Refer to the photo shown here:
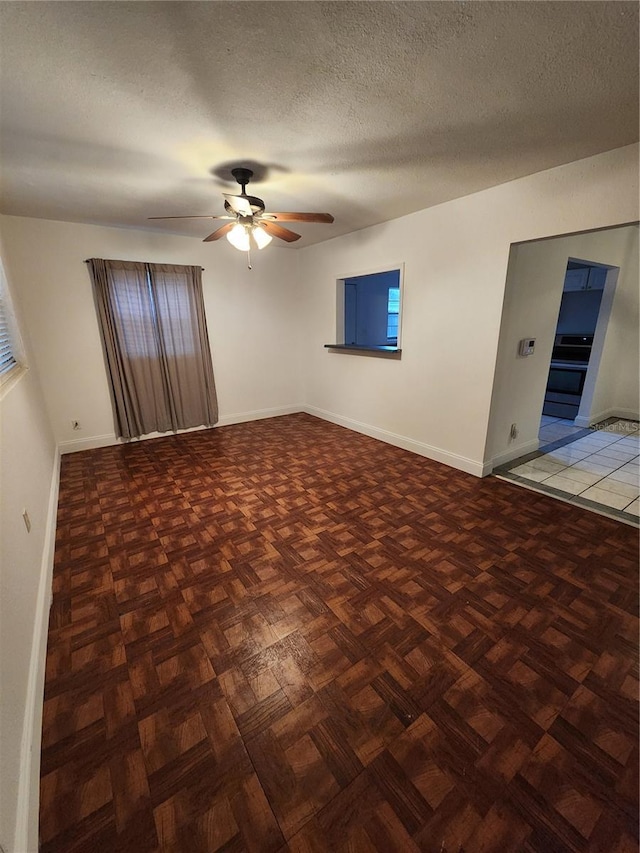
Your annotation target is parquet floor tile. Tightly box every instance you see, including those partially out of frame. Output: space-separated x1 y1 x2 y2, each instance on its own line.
41 414 639 852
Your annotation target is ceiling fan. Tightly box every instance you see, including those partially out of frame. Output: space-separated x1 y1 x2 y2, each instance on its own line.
149 168 334 259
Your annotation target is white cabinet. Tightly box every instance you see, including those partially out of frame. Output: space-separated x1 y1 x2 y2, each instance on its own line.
563 269 589 291
586 267 607 290
563 267 607 292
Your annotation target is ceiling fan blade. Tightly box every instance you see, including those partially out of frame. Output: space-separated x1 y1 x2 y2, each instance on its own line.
223 194 253 216
260 221 302 243
203 223 235 242
263 212 334 223
148 215 233 220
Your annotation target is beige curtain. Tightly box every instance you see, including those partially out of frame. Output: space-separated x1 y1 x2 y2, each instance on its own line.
88 259 218 439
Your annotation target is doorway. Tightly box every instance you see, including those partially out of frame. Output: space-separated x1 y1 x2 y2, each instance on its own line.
485 223 639 524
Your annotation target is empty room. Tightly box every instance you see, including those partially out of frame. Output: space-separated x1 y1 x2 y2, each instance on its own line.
0 2 638 852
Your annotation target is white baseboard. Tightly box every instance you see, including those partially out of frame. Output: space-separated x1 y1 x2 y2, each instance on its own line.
216 405 303 427
58 407 305 455
488 438 540 472
575 408 640 428
14 450 61 853
58 432 117 454
303 405 487 477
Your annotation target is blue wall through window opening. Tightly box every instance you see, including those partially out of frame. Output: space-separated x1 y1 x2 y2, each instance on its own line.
344 269 401 347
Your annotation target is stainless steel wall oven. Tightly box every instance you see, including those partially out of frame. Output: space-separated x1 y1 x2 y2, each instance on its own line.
542 334 593 419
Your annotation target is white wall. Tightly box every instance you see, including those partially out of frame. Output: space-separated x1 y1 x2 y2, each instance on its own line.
588 226 639 423
299 144 639 475
0 216 304 451
0 245 58 853
487 224 639 465
2 146 637 469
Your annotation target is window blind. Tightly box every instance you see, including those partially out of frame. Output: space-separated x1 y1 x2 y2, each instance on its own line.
0 296 17 375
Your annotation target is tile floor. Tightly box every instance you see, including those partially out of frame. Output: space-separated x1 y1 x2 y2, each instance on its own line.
496 416 640 525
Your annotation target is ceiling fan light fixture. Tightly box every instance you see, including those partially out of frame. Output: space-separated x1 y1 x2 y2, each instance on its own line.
227 222 250 251
252 225 272 249
149 166 333 259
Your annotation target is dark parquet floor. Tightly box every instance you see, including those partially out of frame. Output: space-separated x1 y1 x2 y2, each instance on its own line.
41 414 639 853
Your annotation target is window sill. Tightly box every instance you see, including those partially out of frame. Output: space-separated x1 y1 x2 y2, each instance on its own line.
0 363 28 399
324 344 401 355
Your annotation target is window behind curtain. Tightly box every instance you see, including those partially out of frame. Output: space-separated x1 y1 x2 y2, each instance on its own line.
88 259 218 440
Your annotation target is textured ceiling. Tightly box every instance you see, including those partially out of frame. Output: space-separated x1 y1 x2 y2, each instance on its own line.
0 1 638 248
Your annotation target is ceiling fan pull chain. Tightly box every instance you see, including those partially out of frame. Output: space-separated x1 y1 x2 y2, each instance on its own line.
247 247 252 270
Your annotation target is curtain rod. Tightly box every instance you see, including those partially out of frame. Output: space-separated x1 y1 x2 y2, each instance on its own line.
84 260 205 270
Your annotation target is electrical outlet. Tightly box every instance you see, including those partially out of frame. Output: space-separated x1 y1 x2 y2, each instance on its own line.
22 509 31 532
71 420 80 430
510 423 518 440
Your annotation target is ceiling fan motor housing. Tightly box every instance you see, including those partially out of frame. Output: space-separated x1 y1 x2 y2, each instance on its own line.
229 168 265 212
231 167 254 188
